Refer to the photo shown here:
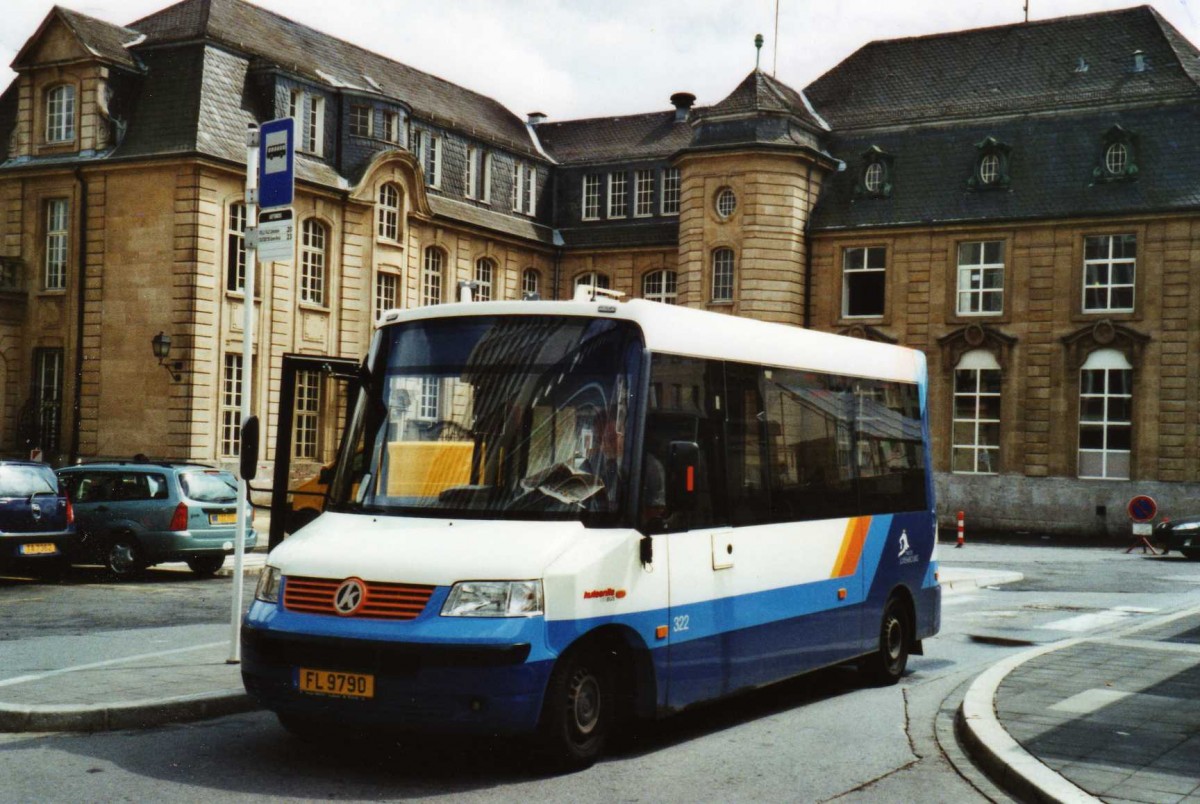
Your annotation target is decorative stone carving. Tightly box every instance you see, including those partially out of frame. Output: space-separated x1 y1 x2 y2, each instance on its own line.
1060 319 1149 371
937 323 1017 370
837 323 898 344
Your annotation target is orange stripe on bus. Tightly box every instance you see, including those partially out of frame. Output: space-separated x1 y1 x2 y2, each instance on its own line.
832 517 871 578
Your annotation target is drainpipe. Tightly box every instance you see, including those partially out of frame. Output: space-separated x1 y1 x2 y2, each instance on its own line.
69 168 88 464
803 161 813 329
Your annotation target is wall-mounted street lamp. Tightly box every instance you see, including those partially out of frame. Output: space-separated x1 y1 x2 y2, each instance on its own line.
151 331 184 381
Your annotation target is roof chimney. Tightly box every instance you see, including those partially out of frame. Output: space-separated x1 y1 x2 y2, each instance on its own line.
1132 50 1146 72
670 92 696 123
527 111 547 126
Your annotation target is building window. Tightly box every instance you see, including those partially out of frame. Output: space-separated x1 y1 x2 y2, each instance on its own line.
582 175 602 220
1083 234 1136 312
45 85 75 143
294 369 320 459
32 348 63 455
957 241 1004 315
969 137 1012 190
415 130 441 188
226 203 247 292
288 90 301 120
299 219 327 305
524 166 537 215
863 163 884 194
377 184 400 240
634 170 654 217
661 168 681 215
418 377 440 420
349 105 372 137
480 153 492 203
383 111 400 143
375 269 399 319
44 199 69 290
467 147 480 199
220 354 243 457
952 350 1001 474
643 269 677 304
303 95 324 155
715 188 737 218
857 147 894 198
1104 143 1127 175
607 172 628 218
422 247 443 306
711 248 735 302
842 246 886 318
511 162 534 213
474 258 494 301
522 268 540 298
1095 126 1138 182
1078 349 1132 480
978 154 1000 186
575 272 610 291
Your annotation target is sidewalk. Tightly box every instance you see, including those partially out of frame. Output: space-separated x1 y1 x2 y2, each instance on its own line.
960 605 1200 803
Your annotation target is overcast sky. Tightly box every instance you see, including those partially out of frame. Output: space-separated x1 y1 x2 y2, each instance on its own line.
3 0 1197 121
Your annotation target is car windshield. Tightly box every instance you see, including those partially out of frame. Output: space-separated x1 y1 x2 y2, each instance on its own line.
180 470 238 503
0 465 58 497
329 314 643 521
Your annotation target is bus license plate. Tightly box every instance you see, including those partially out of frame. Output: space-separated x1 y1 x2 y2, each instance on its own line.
297 668 375 699
211 512 237 525
19 543 57 556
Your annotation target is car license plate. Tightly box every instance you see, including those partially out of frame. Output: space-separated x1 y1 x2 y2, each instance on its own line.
19 543 58 556
210 512 237 525
297 668 375 699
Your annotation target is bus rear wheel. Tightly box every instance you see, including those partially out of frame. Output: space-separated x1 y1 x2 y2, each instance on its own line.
538 647 611 770
863 596 910 686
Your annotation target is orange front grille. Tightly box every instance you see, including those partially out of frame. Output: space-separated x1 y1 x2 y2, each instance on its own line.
283 576 435 620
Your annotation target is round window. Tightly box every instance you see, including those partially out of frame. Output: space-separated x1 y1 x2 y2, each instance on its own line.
978 154 1000 185
715 188 737 218
863 162 884 193
1105 142 1128 176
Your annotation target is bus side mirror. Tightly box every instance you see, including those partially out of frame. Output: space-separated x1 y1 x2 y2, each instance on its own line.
240 416 259 482
665 441 700 514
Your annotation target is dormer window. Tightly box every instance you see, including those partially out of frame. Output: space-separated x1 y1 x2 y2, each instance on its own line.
855 146 893 199
1094 126 1138 182
45 84 75 143
969 137 1011 190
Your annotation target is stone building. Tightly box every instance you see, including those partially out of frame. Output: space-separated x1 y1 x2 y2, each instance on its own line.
1 0 1197 536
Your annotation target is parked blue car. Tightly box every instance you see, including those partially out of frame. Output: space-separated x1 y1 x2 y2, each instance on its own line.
0 461 76 575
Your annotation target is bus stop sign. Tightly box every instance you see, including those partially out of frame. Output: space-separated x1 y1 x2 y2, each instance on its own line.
259 117 294 209
1127 495 1158 523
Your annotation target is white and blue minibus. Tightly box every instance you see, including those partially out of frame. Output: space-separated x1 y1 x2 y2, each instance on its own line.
242 294 940 767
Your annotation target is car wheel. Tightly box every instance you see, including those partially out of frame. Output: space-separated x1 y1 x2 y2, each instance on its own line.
862 595 910 686
105 535 146 579
186 555 226 577
538 646 611 770
1182 548 1200 561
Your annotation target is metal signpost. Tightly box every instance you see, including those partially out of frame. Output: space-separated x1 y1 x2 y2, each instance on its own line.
1126 494 1159 555
229 118 294 663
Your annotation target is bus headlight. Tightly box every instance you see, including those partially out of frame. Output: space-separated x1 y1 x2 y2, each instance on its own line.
255 566 282 604
441 580 543 617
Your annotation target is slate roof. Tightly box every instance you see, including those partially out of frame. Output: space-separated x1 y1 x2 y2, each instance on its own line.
428 196 556 245
536 111 695 164
704 70 828 132
557 220 679 249
14 7 143 71
128 0 539 156
810 104 1200 231
805 5 1200 130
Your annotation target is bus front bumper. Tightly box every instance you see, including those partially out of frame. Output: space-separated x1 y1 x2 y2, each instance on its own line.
240 622 554 735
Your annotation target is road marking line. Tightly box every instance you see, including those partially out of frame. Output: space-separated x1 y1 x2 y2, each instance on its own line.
1040 607 1158 632
0 642 226 688
1051 688 1132 714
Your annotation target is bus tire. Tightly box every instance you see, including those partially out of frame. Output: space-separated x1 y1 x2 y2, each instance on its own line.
864 595 910 686
538 646 611 770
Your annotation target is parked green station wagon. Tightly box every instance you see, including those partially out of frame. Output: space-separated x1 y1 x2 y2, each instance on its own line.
57 462 257 578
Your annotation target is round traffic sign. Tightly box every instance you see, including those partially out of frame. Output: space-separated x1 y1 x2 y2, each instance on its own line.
1127 495 1157 523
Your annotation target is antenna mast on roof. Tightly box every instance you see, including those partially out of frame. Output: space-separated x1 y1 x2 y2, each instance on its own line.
1024 1 1029 23
773 0 780 75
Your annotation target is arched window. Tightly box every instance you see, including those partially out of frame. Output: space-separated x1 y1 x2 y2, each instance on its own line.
642 269 677 304
474 257 494 301
952 350 1001 474
1078 349 1132 480
45 85 75 143
574 272 610 295
422 247 444 306
711 248 735 302
521 268 540 298
377 184 400 240
299 219 327 305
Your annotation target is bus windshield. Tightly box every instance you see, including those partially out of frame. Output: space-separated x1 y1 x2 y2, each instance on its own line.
328 314 644 521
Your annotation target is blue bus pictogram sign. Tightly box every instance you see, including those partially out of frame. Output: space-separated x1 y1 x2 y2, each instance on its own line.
259 118 294 209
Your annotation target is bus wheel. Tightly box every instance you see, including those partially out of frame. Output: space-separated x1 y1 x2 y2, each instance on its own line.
539 647 611 770
864 596 909 686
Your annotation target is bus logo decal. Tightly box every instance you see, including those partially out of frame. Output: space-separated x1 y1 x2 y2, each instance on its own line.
334 578 366 616
583 588 626 601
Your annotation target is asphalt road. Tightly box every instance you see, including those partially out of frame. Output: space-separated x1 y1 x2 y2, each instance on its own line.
1 542 1198 801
